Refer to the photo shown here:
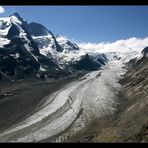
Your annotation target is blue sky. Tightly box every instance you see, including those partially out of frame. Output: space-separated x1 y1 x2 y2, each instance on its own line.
0 6 148 43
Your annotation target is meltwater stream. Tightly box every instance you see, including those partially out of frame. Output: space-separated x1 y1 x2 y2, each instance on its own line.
0 60 126 142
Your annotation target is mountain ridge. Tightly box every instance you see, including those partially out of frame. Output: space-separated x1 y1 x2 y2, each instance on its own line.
0 12 108 80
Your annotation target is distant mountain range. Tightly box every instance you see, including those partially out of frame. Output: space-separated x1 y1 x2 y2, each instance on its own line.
0 13 108 80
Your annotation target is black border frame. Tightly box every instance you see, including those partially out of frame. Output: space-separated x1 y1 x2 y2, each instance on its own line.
0 0 148 145
0 0 148 5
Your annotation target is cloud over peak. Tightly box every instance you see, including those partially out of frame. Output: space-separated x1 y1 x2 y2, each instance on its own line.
78 37 148 54
0 6 5 14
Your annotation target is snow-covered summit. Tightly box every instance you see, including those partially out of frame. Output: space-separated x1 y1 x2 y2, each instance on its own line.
0 12 108 80
56 35 79 51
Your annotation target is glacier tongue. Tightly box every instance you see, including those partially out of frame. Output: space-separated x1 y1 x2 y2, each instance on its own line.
55 60 127 141
0 59 126 142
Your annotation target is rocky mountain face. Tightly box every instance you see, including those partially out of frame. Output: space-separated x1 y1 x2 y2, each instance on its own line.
117 47 148 142
29 22 64 52
0 13 107 80
71 53 107 71
127 46 148 70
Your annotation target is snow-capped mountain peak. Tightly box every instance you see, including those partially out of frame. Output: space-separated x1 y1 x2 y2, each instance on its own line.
56 35 79 52
10 13 23 25
0 12 108 80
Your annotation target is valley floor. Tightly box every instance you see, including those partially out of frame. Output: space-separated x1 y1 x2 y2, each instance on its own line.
0 76 82 133
0 60 147 142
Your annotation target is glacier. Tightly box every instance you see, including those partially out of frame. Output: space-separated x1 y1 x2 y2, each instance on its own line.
0 58 127 142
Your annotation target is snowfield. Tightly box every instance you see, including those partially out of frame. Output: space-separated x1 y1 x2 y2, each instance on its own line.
0 59 127 142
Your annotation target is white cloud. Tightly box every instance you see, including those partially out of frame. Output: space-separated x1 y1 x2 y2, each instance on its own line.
0 6 5 14
78 37 148 54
